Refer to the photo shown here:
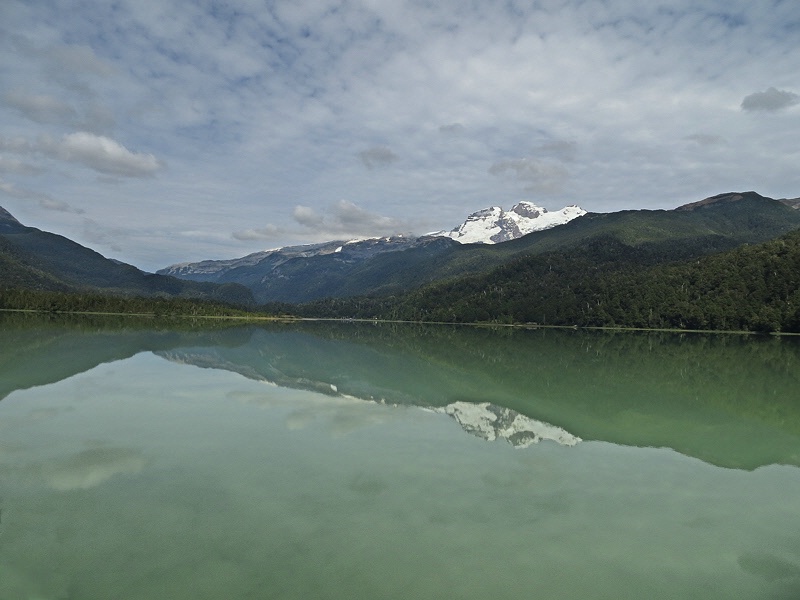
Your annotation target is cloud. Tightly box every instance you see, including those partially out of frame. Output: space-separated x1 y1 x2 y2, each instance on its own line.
292 205 324 228
0 156 44 175
53 132 163 177
3 89 78 124
741 87 799 112
0 177 81 212
42 44 115 78
330 200 401 233
229 201 410 244
358 146 399 169
232 224 284 241
290 200 409 237
489 157 570 194
2 0 799 270
0 132 163 177
77 103 117 135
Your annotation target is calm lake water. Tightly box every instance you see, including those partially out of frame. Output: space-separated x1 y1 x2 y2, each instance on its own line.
1 314 799 599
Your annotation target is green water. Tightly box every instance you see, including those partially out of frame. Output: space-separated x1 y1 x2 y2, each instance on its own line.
1 315 799 599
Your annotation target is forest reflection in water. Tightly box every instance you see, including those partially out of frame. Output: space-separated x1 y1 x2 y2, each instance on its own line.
0 314 799 599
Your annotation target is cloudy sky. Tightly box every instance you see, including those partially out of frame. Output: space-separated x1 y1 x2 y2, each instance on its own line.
1 0 798 271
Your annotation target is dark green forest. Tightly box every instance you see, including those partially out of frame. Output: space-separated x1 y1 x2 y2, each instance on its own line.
291 229 800 333
0 288 260 319
5 228 800 332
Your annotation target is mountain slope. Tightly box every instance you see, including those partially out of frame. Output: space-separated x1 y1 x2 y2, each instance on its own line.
161 235 458 303
277 191 800 304
297 225 800 332
0 207 255 305
158 202 586 302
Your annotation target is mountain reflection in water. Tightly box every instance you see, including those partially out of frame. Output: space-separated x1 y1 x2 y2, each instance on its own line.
2 314 800 600
1 313 799 469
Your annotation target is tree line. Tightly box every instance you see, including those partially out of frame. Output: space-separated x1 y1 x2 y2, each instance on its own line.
0 288 259 318
5 229 800 333
292 229 800 333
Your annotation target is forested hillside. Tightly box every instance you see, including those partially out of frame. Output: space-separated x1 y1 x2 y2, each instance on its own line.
294 229 800 333
0 207 255 306
0 288 259 318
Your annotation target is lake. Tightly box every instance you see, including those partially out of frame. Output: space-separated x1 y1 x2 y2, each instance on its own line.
1 313 799 599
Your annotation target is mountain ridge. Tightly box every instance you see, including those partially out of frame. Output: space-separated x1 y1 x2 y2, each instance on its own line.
0 207 255 306
157 191 800 304
159 200 586 281
4 191 799 311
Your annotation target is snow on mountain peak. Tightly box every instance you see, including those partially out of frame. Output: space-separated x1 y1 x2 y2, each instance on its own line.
433 202 586 244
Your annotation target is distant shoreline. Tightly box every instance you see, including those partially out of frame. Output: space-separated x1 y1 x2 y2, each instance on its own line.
4 308 798 336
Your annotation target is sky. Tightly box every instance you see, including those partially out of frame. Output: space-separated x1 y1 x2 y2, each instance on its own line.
1 0 798 271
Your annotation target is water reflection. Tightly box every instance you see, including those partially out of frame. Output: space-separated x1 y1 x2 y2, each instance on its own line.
1 313 800 469
39 446 148 491
436 402 581 448
1 317 800 600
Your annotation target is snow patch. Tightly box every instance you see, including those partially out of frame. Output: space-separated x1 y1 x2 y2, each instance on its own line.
433 202 586 244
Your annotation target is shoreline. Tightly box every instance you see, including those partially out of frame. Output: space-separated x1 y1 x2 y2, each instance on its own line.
3 308 798 336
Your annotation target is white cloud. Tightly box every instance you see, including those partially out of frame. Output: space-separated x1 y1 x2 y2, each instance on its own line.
292 205 324 228
1 0 799 270
741 87 800 112
54 132 163 177
229 200 411 244
289 200 410 237
232 224 284 241
0 132 163 177
329 199 402 233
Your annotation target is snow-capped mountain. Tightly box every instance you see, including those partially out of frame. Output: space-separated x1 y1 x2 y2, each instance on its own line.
157 201 585 302
431 201 586 244
160 202 585 283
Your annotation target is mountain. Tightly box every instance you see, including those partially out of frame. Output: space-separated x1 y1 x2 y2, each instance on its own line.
160 202 584 283
779 197 800 210
160 234 458 303
163 191 800 305
0 206 24 231
299 211 800 332
0 206 255 306
160 235 423 284
157 201 585 302
431 201 586 244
